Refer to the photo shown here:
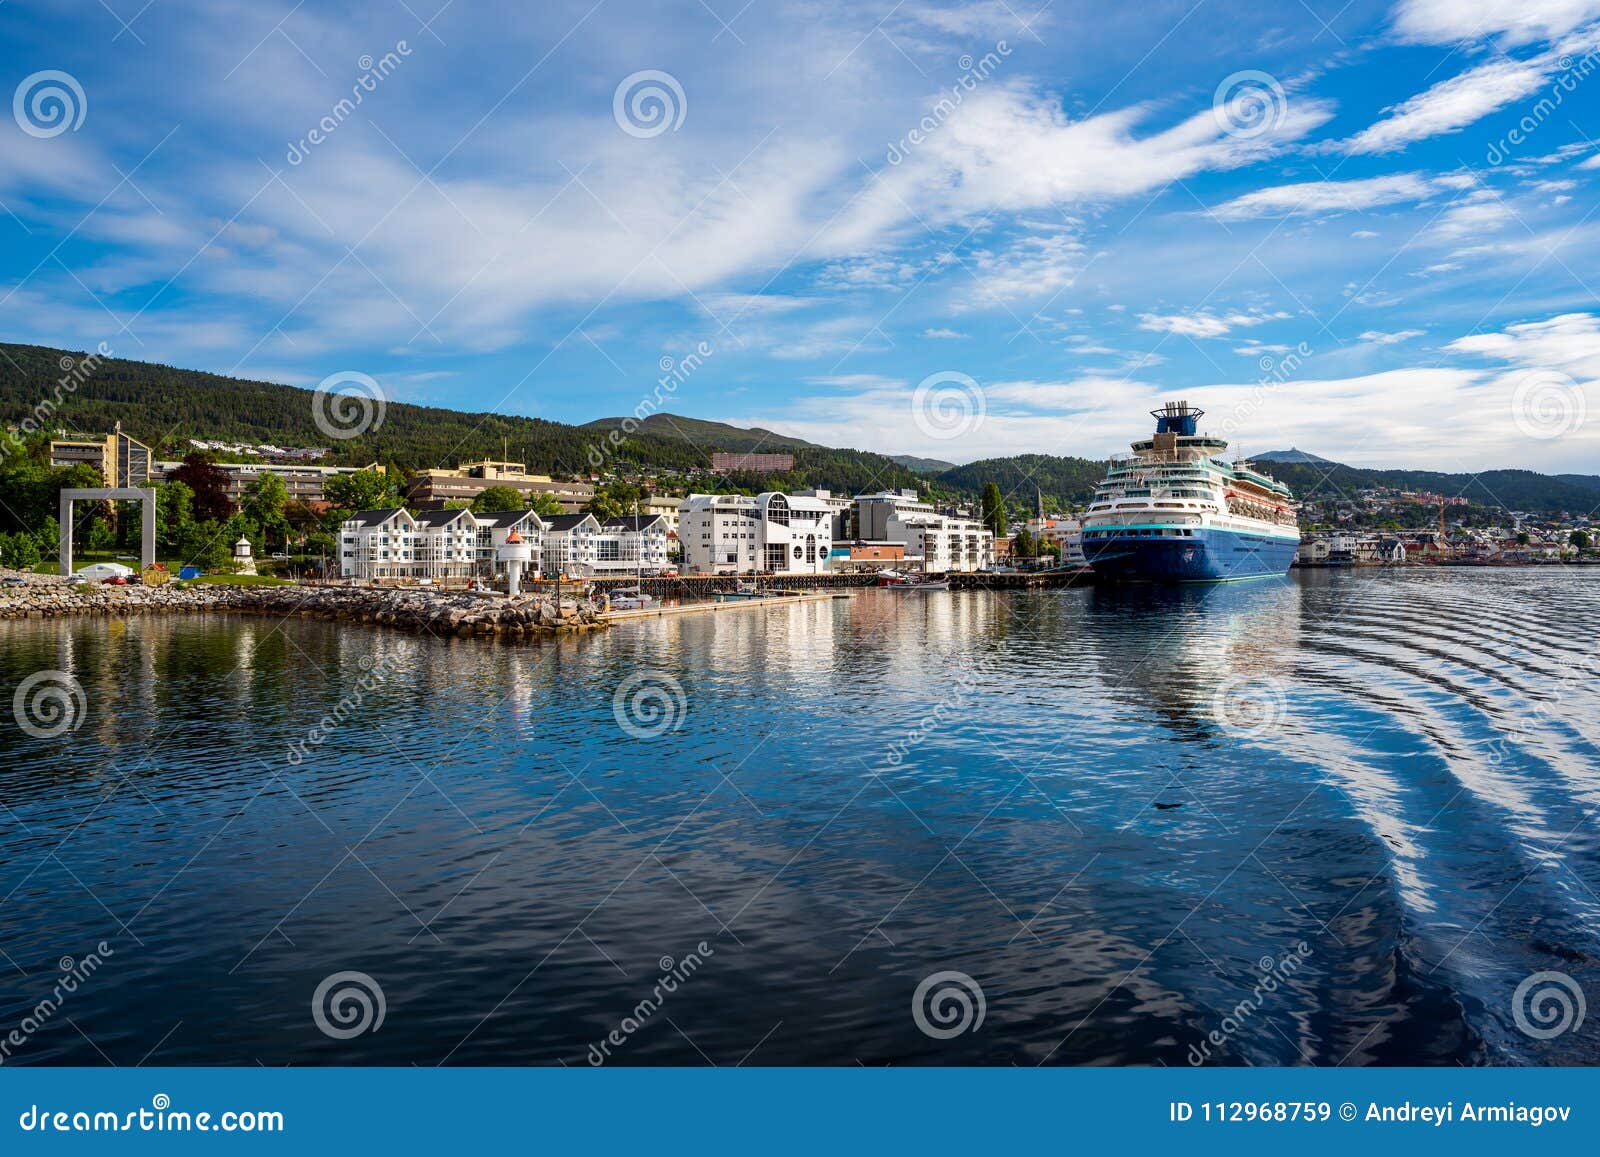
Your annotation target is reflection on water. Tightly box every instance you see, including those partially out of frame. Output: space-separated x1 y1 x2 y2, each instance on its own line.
1 569 1598 1066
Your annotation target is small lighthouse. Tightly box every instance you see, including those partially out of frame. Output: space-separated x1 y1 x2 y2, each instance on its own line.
497 526 534 595
233 535 257 576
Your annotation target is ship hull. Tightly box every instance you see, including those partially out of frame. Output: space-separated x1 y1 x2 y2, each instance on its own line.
1084 526 1298 583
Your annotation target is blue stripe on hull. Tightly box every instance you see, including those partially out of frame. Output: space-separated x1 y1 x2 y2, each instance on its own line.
1084 527 1299 583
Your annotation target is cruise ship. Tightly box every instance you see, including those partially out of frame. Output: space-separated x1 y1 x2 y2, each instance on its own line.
1081 401 1299 582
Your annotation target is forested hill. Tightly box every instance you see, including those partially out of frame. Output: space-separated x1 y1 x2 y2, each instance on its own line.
1261 460 1600 514
934 454 1108 508
0 342 705 474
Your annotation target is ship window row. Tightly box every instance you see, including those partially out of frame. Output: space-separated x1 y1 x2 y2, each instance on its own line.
1085 528 1197 538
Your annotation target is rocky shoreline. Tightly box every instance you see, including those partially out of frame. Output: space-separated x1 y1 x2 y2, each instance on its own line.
0 572 608 637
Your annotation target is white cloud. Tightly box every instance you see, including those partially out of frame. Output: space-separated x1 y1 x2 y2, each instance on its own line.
1358 329 1425 344
1138 310 1279 338
1391 0 1600 46
1446 311 1600 378
1340 56 1550 154
828 80 1334 250
922 327 967 338
1209 173 1437 219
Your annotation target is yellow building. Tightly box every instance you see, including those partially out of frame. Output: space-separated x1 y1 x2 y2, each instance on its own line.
407 460 594 512
49 425 152 487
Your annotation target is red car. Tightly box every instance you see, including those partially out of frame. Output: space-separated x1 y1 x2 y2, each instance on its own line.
102 575 129 585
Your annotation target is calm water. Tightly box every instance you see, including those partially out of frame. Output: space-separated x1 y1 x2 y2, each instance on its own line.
2 570 1598 1066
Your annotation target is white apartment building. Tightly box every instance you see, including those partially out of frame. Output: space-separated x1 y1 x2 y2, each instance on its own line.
887 512 995 573
595 515 672 575
678 492 834 575
340 507 547 582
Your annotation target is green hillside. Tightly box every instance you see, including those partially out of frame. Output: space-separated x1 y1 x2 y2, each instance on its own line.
581 412 818 452
935 454 1108 509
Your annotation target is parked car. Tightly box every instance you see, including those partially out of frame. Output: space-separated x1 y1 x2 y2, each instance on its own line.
270 552 291 560
3 576 26 586
102 575 129 585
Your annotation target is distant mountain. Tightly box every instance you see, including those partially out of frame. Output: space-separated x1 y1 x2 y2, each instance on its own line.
1253 448 1337 464
891 453 958 475
1555 473 1600 492
581 412 819 453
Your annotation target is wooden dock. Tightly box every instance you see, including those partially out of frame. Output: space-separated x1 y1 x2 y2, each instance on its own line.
599 590 852 622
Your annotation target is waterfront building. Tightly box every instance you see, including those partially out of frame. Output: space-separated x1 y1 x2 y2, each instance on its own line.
407 460 594 512
540 513 602 577
339 507 547 583
50 424 153 487
886 511 995 572
595 514 672 575
854 489 937 540
678 492 834 574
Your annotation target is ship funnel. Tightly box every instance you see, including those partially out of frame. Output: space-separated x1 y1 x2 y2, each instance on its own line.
1151 399 1203 436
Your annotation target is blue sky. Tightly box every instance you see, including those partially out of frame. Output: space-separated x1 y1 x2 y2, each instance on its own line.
3 0 1600 471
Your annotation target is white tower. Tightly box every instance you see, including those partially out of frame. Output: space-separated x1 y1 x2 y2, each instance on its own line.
497 527 534 595
233 535 257 576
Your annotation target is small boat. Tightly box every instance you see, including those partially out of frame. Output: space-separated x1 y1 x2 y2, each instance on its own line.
609 586 656 609
714 581 802 602
880 571 951 591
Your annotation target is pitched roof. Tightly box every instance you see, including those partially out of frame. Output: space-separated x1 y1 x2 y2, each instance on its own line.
347 507 407 527
600 514 667 531
474 510 534 528
543 513 596 532
414 508 475 527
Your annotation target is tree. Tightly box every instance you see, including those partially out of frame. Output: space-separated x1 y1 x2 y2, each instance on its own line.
585 481 643 520
156 481 195 554
0 531 42 571
471 485 526 513
1012 526 1035 558
528 492 564 517
981 482 1007 538
1570 530 1591 551
170 452 233 522
242 472 290 547
323 468 396 513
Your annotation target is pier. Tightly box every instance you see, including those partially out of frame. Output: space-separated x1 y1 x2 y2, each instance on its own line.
599 589 851 622
575 568 1093 600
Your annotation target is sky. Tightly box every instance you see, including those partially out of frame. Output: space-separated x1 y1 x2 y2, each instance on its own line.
3 0 1600 472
